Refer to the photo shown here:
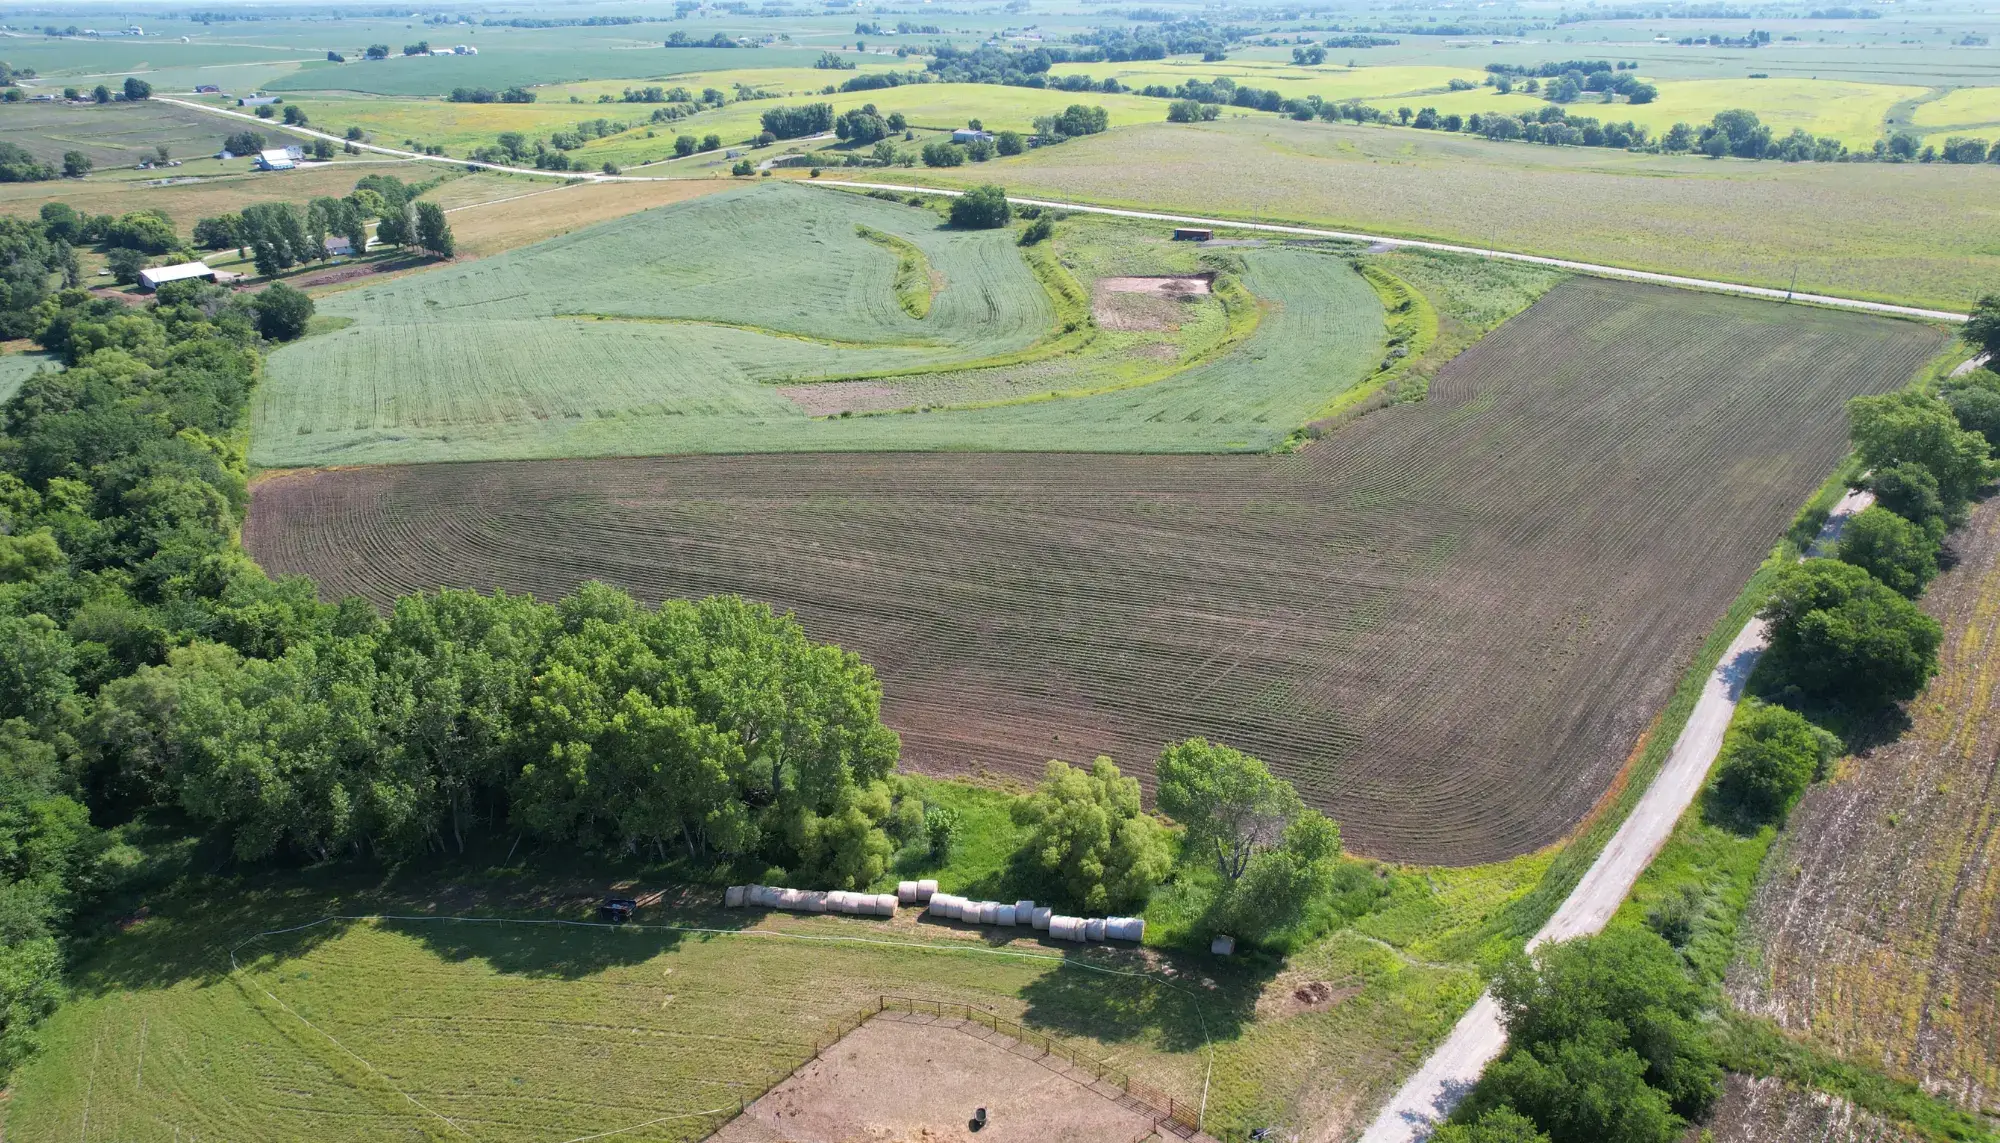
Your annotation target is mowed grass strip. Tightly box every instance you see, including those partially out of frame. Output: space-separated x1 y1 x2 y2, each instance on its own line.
244 278 1944 864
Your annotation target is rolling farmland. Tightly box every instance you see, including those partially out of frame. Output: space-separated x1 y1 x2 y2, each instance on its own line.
249 184 1392 464
910 117 2000 311
1727 492 2000 1114
245 278 1944 864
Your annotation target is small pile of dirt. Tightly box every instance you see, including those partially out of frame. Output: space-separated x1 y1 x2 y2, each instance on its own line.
1097 275 1213 296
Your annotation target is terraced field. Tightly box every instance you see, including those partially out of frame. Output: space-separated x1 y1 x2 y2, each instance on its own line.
1728 493 2000 1114
246 278 1943 864
250 183 1390 464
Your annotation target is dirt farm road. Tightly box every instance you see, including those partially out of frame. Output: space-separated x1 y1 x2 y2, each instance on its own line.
1357 488 1875 1143
152 96 1967 325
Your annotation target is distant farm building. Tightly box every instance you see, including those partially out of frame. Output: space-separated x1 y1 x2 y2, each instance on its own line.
137 262 217 292
255 148 297 171
324 235 358 256
951 128 995 144
1172 227 1212 242
238 95 277 107
194 84 221 93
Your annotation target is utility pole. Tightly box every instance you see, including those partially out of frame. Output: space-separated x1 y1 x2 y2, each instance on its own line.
1786 261 1799 302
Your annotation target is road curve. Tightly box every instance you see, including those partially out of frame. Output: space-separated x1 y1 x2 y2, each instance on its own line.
816 181 1967 324
1357 488 1875 1143
139 101 1974 323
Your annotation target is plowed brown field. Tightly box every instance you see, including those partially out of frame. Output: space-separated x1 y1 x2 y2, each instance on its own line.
1728 494 2000 1114
244 279 1944 863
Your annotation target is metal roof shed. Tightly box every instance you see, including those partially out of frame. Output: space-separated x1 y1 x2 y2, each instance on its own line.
136 262 217 292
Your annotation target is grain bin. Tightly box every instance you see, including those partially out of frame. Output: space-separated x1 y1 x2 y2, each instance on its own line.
1085 918 1107 942
724 886 746 908
1031 907 1052 930
917 879 939 901
996 905 1017 926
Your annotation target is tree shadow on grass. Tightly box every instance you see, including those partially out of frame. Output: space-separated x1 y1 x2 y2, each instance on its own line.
1016 945 1276 1053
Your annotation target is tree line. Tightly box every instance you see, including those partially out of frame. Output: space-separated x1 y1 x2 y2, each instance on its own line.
1440 303 2000 1143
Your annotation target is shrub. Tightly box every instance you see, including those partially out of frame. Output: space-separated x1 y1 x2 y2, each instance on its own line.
253 282 315 341
995 130 1025 155
1836 505 1938 598
1758 559 1942 708
947 184 1010 228
1432 1109 1551 1143
923 804 960 858
1010 757 1170 911
1710 701 1838 824
1865 462 1951 539
920 140 965 167
1018 214 1054 246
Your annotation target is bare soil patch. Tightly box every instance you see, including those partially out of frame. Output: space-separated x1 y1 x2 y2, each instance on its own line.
245 280 1940 863
779 381 903 416
1094 276 1213 332
712 1013 1172 1143
1728 494 2000 1111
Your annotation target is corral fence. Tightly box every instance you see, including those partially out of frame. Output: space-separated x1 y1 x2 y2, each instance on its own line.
684 993 1205 1141
818 994 1206 1139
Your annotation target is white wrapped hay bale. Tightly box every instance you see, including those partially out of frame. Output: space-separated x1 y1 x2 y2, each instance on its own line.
745 884 767 906
1046 916 1071 940
874 893 897 916
827 890 849 913
806 891 829 914
1211 934 1236 956
996 904 1017 926
928 893 958 918
781 888 810 912
1106 918 1145 942
916 879 938 902
979 901 1000 925
723 886 746 908
1031 907 1052 930
1085 918 1107 942
897 880 919 904
1014 899 1035 918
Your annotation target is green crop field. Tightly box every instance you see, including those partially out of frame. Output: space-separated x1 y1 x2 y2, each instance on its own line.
248 182 1391 465
0 99 250 167
265 46 858 96
1908 85 2000 143
896 116 2000 311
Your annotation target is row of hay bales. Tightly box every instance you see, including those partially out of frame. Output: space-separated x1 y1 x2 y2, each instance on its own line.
926 892 1145 943
723 884 898 915
721 879 1144 942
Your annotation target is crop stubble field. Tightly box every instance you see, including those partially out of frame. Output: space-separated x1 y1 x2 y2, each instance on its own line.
1728 492 2000 1115
246 278 1942 864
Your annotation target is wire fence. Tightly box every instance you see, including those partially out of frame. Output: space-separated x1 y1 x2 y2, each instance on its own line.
852 995 1206 1138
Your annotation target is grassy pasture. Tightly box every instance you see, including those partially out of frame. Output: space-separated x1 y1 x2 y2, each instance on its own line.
0 157 423 226
0 350 54 406
897 116 2000 310
248 183 1392 464
245 277 1942 864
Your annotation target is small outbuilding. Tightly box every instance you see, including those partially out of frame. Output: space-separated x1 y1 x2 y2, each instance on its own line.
324 235 357 256
951 128 995 144
1172 227 1212 242
136 262 217 292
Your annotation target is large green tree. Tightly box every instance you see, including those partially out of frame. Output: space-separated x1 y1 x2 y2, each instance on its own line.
1836 505 1939 598
1758 559 1942 707
1710 701 1838 824
1155 737 1301 880
1848 390 1991 509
